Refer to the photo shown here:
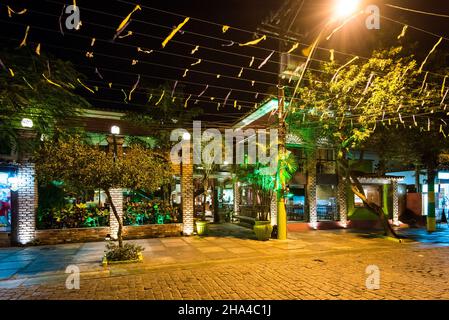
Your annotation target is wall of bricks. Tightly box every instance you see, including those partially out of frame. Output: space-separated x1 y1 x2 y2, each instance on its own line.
14 162 37 244
337 176 348 227
270 192 277 226
307 153 317 228
108 188 123 239
181 161 194 235
35 227 110 245
123 223 183 239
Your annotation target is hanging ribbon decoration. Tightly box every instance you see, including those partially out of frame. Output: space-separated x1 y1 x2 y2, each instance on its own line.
419 37 442 73
162 17 190 48
95 68 104 80
329 49 335 62
191 59 202 66
441 76 448 97
191 46 199 55
249 56 255 67
223 90 232 107
171 81 178 97
287 42 299 54
77 78 95 93
128 74 140 101
419 72 429 94
331 56 359 82
7 6 27 17
114 5 141 40
137 47 153 54
195 85 208 104
239 35 266 47
183 69 189 77
258 50 274 69
42 74 62 88
19 26 30 48
238 68 243 78
184 94 192 108
222 25 230 33
397 25 408 39
35 43 41 56
155 90 165 106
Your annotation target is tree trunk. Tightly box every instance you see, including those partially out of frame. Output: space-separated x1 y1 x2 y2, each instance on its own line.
105 189 123 248
414 165 421 193
427 167 436 232
349 175 399 238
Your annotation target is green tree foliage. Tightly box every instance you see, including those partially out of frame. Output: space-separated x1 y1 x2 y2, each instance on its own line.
35 135 173 247
286 46 447 237
0 48 90 152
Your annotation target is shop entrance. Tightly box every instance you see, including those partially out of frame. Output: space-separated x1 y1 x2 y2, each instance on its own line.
0 171 13 232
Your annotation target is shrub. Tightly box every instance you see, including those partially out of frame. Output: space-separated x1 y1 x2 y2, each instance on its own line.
104 242 144 261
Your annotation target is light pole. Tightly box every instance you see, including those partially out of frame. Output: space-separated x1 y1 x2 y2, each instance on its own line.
276 0 361 239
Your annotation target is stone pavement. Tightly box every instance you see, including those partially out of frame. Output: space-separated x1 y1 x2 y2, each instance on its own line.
0 224 448 299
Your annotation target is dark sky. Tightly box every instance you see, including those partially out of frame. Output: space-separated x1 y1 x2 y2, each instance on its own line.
1 0 449 126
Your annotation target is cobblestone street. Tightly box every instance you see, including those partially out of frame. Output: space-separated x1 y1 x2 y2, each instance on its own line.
1 225 449 300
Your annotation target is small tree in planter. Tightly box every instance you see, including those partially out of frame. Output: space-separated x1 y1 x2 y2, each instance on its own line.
35 135 173 260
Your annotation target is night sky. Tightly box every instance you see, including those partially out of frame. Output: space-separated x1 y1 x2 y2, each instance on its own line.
1 0 449 127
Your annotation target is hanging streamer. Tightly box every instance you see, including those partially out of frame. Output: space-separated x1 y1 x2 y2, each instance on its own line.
191 59 202 66
419 72 429 94
183 69 189 77
9 69 15 77
121 89 128 103
239 35 266 47
147 94 153 103
184 94 192 108
19 26 30 48
441 89 448 105
137 47 152 54
132 59 139 65
22 77 34 90
222 25 230 33
108 82 113 88
95 68 104 80
428 118 431 131
397 25 408 39
441 76 448 97
331 56 359 82
42 74 62 88
171 81 178 97
59 5 66 36
329 49 335 62
86 52 94 58
363 73 374 94
419 37 443 73
7 6 27 18
191 46 199 54
287 43 299 54
128 74 140 101
221 41 235 47
223 90 232 107
249 56 255 67
77 78 95 93
118 31 133 39
35 43 41 56
155 90 165 106
413 115 417 126
162 17 190 48
251 80 255 87
90 38 96 47
238 68 243 78
216 74 221 79
116 5 141 36
258 50 274 69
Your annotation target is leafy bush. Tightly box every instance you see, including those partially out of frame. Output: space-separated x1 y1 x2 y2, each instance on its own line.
124 200 180 226
105 242 144 262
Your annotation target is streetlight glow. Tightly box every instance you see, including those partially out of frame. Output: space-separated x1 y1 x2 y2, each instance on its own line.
111 125 120 135
182 132 191 141
334 0 360 19
21 118 33 128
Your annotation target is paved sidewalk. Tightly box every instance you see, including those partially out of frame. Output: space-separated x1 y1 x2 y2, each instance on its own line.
0 224 448 299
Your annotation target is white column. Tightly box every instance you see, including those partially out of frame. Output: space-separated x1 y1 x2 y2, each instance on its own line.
338 176 348 227
392 180 400 226
270 192 278 226
109 188 123 239
16 162 37 244
307 154 317 229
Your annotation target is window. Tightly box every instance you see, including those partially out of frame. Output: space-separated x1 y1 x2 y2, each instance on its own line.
354 185 381 207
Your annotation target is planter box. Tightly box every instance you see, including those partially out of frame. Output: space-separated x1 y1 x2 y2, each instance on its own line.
123 223 183 239
35 227 110 245
102 252 143 267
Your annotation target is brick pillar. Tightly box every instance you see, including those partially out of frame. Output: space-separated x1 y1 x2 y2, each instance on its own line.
392 180 400 226
108 188 123 239
337 176 348 227
233 182 240 218
307 152 317 229
181 161 194 235
15 162 37 244
270 192 278 226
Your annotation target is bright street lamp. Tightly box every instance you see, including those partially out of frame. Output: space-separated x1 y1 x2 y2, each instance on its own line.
21 118 33 128
110 125 120 135
182 132 191 141
333 0 360 19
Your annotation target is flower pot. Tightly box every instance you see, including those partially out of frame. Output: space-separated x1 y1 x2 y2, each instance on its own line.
196 220 209 235
253 221 273 241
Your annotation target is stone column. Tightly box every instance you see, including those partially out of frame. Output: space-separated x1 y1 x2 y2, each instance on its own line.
270 192 278 226
307 152 318 229
15 162 37 244
108 188 123 239
233 181 241 218
337 176 348 227
392 180 400 226
181 161 194 235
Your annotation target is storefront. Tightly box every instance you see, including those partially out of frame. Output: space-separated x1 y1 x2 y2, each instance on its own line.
0 166 18 233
